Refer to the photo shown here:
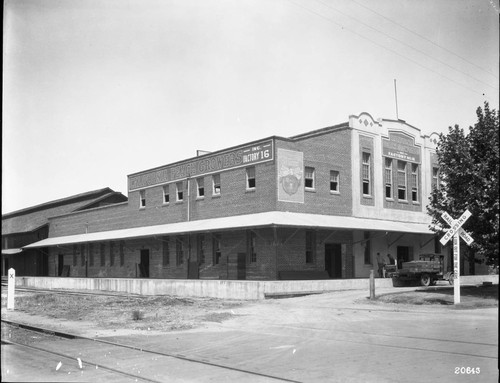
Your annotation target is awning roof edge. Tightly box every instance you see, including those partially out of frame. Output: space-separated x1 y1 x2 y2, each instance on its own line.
2 248 23 255
23 211 434 249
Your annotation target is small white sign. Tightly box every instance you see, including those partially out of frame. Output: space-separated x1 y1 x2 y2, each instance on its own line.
7 268 15 310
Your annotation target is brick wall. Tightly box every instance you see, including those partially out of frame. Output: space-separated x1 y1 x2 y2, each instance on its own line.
275 128 353 216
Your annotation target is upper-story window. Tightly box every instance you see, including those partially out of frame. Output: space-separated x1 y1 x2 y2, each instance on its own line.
385 158 393 199
139 190 146 208
163 185 169 204
213 174 221 196
176 182 184 202
411 164 419 202
246 167 256 190
432 167 440 190
397 161 407 200
197 178 205 198
362 152 371 195
330 171 339 193
305 167 315 189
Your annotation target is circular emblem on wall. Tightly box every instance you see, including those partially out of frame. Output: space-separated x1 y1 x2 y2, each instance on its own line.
281 174 300 195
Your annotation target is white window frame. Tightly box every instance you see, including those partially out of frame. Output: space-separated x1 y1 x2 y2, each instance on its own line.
197 177 205 198
330 170 339 193
411 163 419 202
397 161 407 201
385 158 393 199
362 153 371 196
139 190 146 208
212 174 221 196
304 167 315 190
163 185 169 204
246 167 256 190
176 182 184 202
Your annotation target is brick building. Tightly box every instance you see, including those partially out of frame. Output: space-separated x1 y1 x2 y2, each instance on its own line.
2 188 127 276
21 112 480 280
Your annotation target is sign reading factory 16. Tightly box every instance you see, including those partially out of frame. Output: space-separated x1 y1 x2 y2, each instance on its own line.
129 140 274 191
382 131 421 163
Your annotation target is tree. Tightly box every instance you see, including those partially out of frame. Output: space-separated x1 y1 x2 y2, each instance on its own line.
428 102 499 268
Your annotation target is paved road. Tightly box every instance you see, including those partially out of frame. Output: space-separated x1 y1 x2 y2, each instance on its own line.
2 288 498 382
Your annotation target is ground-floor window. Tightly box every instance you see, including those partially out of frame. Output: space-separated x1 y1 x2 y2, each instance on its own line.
247 231 257 263
305 230 315 263
213 234 221 264
176 237 184 266
364 231 371 264
162 237 170 267
197 235 205 264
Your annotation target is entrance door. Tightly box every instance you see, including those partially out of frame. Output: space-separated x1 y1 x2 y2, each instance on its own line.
139 249 150 278
325 244 342 279
58 254 64 276
396 246 412 269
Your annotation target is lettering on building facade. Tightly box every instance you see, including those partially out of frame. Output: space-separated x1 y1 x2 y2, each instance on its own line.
382 131 421 163
129 140 273 191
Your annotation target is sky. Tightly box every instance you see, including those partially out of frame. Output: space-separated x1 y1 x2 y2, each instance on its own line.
3 0 499 214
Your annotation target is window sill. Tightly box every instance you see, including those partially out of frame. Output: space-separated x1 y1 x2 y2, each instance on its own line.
385 198 394 201
162 202 170 206
305 188 316 193
139 207 146 210
196 196 205 201
175 201 184 204
211 194 221 199
330 191 340 195
398 200 409 204
412 201 420 205
362 194 372 199
245 188 256 193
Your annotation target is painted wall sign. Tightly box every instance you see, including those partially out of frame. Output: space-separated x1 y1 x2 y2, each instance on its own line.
277 148 304 203
382 131 421 163
129 140 273 191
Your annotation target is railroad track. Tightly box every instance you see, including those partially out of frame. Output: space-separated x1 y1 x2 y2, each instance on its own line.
1 319 301 383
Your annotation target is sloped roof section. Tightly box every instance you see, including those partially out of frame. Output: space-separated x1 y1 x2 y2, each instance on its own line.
2 188 127 235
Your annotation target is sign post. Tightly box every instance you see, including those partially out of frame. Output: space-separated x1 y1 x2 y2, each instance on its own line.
439 210 474 305
7 268 15 310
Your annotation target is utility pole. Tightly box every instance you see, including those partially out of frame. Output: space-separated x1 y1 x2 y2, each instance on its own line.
394 79 399 120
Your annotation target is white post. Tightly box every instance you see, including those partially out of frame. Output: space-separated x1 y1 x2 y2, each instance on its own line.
453 234 460 304
7 268 15 310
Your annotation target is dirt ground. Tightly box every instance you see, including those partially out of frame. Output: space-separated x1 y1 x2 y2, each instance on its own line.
1 284 497 343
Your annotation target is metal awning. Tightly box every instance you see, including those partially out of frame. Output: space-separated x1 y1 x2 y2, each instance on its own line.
23 211 433 249
1 248 23 255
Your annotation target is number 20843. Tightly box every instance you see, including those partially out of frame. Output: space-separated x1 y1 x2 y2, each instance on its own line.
455 367 480 374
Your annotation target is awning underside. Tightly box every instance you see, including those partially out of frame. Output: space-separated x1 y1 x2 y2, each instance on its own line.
23 211 434 249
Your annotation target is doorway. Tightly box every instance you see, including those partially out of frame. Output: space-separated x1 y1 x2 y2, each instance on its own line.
396 246 412 269
58 254 64 276
139 249 150 278
325 243 342 279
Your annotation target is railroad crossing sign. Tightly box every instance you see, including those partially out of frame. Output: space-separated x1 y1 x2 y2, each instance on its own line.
440 210 474 246
439 210 474 304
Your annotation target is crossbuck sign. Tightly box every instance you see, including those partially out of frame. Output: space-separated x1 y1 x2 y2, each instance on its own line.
439 210 474 304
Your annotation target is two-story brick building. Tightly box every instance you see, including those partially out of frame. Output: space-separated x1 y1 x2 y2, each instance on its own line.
23 112 471 280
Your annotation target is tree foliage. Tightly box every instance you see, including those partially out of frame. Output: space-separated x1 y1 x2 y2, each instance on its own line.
428 102 499 266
